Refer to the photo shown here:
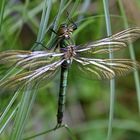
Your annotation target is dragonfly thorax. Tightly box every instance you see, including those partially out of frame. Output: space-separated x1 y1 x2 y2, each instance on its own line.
61 45 76 68
61 45 76 62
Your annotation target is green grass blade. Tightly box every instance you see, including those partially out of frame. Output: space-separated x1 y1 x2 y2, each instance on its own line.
51 0 65 29
0 90 20 135
0 105 18 134
74 0 90 39
64 125 78 140
0 90 20 126
37 0 52 42
9 0 52 139
103 1 115 140
10 83 38 140
117 0 140 112
23 127 56 140
0 0 6 32
32 0 52 51
23 124 78 140
0 66 20 83
77 0 91 21
65 0 80 23
20 84 39 138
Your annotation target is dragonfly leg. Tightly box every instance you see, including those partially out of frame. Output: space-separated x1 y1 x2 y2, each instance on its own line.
33 41 48 50
53 123 68 131
54 123 62 130
50 28 58 35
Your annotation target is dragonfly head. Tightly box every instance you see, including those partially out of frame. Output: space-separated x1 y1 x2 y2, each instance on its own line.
57 22 77 39
57 24 69 38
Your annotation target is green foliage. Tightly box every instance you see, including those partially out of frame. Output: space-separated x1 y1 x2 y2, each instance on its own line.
0 0 140 140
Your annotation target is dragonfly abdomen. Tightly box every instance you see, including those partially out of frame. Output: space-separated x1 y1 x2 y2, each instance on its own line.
57 66 68 125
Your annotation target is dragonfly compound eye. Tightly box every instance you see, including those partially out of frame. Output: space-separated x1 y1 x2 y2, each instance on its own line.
60 23 67 28
57 24 68 36
72 24 77 30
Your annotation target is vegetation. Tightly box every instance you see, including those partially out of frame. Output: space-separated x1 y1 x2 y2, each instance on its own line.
0 0 140 140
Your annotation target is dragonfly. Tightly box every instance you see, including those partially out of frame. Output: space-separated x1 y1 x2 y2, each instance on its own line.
0 26 140 128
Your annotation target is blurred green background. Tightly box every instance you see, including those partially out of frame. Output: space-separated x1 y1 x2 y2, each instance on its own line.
0 0 140 140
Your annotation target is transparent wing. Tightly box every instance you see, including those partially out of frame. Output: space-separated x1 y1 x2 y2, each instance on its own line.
0 50 64 88
76 27 140 55
104 27 140 43
0 59 64 88
73 57 140 80
0 50 63 69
